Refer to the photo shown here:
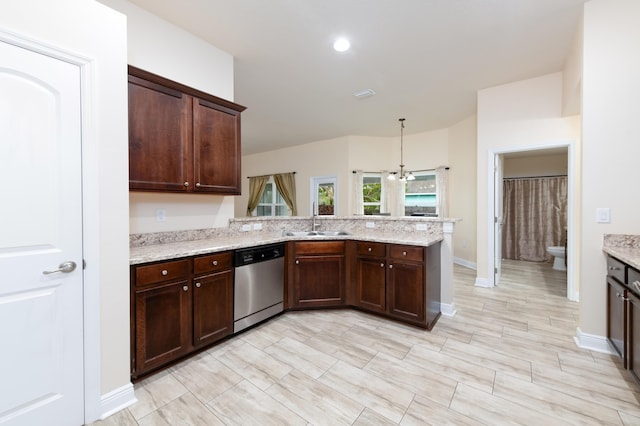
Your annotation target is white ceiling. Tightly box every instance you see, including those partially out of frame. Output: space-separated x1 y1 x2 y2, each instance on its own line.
127 0 586 155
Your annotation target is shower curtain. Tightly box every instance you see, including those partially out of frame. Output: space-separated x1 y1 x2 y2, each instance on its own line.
502 176 567 262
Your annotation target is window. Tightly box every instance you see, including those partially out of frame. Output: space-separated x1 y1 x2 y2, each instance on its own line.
311 176 337 215
256 178 289 216
404 171 437 216
363 173 382 215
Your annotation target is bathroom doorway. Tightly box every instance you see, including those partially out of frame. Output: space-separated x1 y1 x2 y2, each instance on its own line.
489 143 577 301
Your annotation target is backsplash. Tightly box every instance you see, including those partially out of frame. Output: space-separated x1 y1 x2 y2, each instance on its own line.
131 216 455 247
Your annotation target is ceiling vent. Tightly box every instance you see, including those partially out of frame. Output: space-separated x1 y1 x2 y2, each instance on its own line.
353 88 376 99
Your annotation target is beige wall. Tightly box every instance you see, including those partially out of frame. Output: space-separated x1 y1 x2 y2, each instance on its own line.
476 73 580 287
1 0 130 408
503 152 568 178
580 0 640 337
101 0 238 234
238 129 452 219
449 115 478 267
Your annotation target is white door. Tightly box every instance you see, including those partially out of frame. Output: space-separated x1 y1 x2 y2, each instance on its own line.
494 154 504 286
0 40 84 425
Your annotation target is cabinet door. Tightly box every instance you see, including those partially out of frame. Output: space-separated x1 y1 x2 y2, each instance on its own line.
294 255 345 308
134 280 191 377
193 269 233 348
607 277 627 364
356 257 386 312
193 98 241 194
128 75 192 191
387 260 425 323
628 291 640 383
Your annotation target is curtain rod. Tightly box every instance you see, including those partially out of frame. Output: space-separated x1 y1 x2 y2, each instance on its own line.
503 174 567 180
352 167 449 174
247 171 296 179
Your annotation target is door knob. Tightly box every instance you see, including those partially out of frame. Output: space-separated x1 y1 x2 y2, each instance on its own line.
43 261 77 275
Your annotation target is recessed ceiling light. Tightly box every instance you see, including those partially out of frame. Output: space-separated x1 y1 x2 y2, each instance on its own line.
333 38 350 52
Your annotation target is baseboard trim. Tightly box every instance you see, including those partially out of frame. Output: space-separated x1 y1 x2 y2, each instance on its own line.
474 277 492 288
100 382 136 420
454 257 477 270
574 327 616 354
441 303 457 317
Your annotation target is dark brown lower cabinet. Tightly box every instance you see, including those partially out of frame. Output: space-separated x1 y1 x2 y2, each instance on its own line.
607 276 626 362
289 241 345 308
628 291 640 382
350 241 441 329
131 252 233 379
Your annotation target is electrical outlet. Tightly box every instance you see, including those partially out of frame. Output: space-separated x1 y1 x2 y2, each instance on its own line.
416 223 427 231
596 208 610 224
241 224 251 231
253 223 263 230
366 222 375 228
155 208 166 222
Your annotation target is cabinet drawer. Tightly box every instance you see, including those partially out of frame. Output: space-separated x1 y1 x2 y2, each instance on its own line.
295 241 345 255
135 259 190 287
389 245 424 262
607 256 626 283
355 241 386 258
194 252 233 275
629 267 640 294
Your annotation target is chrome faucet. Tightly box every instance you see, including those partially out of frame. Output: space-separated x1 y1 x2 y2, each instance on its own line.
312 202 320 231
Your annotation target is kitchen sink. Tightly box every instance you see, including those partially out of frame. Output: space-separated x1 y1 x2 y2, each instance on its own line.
283 230 349 237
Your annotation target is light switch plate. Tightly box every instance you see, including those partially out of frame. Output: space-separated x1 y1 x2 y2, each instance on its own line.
241 224 251 231
596 208 610 223
366 222 375 228
253 223 263 230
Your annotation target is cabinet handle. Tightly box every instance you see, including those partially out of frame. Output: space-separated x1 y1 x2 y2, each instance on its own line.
195 282 201 288
609 266 620 270
296 260 299 265
161 269 168 276
368 247 372 252
389 264 393 269
183 285 189 292
196 182 201 187
403 251 407 256
184 181 189 187
634 281 640 292
212 260 218 266
380 263 384 268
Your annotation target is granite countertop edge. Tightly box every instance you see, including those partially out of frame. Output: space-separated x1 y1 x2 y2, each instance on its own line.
130 232 444 265
603 246 640 270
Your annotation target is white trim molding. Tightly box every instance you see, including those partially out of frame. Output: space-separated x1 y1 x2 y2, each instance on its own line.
474 277 492 288
100 383 136 421
441 303 457 317
574 327 616 354
454 257 477 270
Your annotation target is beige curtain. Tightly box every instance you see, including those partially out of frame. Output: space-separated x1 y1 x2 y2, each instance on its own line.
274 172 297 216
435 166 449 218
502 176 567 262
246 175 270 216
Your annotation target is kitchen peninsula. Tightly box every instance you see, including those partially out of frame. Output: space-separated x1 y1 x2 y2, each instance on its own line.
129 216 457 379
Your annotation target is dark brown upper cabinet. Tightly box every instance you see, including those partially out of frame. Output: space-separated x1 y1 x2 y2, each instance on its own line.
128 66 246 195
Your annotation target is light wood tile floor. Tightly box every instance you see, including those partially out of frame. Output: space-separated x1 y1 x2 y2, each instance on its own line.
94 260 640 425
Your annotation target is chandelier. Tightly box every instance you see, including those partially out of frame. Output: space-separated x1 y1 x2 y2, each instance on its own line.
388 118 415 181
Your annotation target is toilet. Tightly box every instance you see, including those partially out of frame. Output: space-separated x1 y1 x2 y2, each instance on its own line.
546 246 566 271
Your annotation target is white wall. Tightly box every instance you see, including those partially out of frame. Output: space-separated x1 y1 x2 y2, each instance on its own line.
503 152 568 178
100 0 238 234
0 0 130 418
476 73 579 285
449 115 478 267
580 0 640 337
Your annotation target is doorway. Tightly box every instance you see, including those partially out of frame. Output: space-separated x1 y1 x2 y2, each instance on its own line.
489 143 577 301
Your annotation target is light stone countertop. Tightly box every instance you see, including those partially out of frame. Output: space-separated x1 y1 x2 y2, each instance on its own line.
130 231 444 265
603 234 640 270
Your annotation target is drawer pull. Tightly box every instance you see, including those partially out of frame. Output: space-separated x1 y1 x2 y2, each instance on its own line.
296 260 299 265
196 182 201 187
389 264 393 269
368 247 372 252
184 181 189 187
609 266 621 271
403 251 407 256
183 285 189 292
381 263 384 268
161 269 168 276
212 260 218 266
195 282 201 288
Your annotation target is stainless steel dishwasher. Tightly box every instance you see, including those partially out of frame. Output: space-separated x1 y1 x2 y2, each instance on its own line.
233 243 285 333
